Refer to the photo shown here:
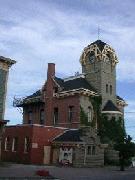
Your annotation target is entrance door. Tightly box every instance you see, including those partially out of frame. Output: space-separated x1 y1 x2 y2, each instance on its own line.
43 146 51 164
59 147 73 165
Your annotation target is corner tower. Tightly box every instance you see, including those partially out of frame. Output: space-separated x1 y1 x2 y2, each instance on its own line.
80 40 118 108
0 56 16 120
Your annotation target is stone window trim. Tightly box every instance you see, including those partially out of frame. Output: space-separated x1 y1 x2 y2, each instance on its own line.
12 137 18 152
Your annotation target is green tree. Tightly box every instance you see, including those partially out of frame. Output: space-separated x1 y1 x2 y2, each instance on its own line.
115 135 135 171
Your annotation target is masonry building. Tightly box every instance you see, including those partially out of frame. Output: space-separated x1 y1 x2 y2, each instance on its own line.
1 40 127 166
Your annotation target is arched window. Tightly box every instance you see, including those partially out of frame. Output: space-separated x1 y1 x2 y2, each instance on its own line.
110 85 112 95
88 107 92 122
40 109 44 125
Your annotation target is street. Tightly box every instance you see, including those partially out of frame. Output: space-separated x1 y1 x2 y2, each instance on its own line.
0 163 135 180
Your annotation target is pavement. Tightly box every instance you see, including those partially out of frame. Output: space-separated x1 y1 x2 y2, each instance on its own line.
0 163 135 180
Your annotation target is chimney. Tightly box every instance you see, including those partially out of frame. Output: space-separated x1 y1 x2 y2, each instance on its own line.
47 63 55 79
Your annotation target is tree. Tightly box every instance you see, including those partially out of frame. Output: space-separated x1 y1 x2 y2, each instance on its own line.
115 135 135 171
98 116 135 171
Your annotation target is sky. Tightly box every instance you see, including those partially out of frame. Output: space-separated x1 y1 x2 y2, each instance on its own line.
0 0 135 140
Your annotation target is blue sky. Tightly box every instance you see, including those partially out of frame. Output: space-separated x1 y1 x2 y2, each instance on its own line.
0 0 135 139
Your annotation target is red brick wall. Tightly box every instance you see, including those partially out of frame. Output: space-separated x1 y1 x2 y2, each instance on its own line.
30 126 64 164
1 126 33 163
45 64 80 128
1 125 65 164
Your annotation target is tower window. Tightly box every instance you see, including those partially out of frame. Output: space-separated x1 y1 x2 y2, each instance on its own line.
54 107 58 125
106 84 108 93
40 109 44 125
110 85 112 95
68 106 74 122
28 111 33 124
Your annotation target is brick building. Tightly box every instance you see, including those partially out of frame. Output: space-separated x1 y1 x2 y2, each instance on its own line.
1 40 127 166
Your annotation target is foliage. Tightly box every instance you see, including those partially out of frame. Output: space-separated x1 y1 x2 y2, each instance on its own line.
114 135 135 170
80 106 90 126
89 96 102 128
98 116 126 144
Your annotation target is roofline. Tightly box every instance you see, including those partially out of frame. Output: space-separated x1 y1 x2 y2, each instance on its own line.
5 124 68 129
52 77 61 88
101 111 123 115
54 88 98 98
63 73 85 82
0 56 16 66
117 99 128 106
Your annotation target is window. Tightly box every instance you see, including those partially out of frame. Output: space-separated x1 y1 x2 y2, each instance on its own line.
5 137 10 151
88 107 92 122
28 111 33 124
106 84 108 93
87 145 95 155
12 137 18 152
68 106 74 122
24 137 30 153
54 108 58 125
40 109 44 125
110 85 112 95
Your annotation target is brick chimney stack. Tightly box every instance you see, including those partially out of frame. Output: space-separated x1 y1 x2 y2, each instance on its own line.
47 63 55 79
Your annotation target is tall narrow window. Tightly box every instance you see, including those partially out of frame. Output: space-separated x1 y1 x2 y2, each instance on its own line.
24 137 30 153
88 107 92 122
68 106 74 122
28 111 32 124
110 85 112 95
54 108 58 125
40 109 44 125
5 137 10 151
106 84 108 93
12 137 18 152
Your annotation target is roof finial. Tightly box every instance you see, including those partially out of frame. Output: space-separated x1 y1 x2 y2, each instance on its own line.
98 25 100 40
